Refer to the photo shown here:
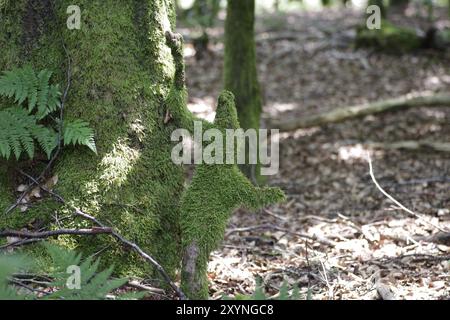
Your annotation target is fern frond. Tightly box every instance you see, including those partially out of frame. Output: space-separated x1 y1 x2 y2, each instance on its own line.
42 244 128 300
251 278 267 300
0 107 57 159
63 120 97 154
1 244 133 300
0 253 33 300
0 66 37 110
224 279 301 300
0 66 61 118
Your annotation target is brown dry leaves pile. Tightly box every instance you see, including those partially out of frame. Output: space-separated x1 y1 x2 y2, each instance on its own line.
180 7 450 300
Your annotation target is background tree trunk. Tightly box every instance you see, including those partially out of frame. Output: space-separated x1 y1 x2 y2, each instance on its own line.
224 0 262 180
0 0 184 278
368 0 387 18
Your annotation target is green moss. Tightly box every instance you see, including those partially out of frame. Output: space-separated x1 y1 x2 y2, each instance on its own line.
0 0 184 278
164 35 285 299
179 91 285 299
0 2 285 299
355 20 422 53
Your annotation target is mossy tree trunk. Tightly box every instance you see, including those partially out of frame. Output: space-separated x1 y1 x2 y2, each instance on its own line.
224 0 262 180
0 0 185 278
0 0 285 300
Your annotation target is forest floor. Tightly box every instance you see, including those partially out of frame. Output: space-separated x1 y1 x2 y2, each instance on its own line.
178 7 450 300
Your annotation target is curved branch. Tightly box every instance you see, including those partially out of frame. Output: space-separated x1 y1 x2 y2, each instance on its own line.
269 91 450 131
0 228 112 239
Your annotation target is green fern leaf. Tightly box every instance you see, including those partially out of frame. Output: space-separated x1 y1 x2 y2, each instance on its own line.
0 66 38 109
251 277 267 300
63 120 97 154
42 244 128 300
36 70 52 119
278 281 289 300
0 66 61 118
0 107 57 159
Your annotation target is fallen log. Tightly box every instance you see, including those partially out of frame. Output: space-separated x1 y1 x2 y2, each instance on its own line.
366 140 450 153
269 91 450 131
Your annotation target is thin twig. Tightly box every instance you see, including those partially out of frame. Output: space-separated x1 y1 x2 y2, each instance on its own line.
11 277 52 287
263 208 287 221
16 169 65 203
7 170 186 299
74 208 186 300
226 223 336 246
0 228 112 239
8 278 49 296
128 280 166 295
367 152 448 233
318 259 333 299
0 238 43 250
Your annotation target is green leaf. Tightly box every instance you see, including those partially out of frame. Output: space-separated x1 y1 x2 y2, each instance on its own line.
0 107 57 160
63 120 97 154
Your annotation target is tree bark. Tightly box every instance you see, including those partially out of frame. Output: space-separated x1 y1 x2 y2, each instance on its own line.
368 0 387 19
0 0 183 278
224 0 262 179
269 91 450 131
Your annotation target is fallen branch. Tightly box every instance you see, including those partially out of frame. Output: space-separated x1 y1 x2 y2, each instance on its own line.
367 140 450 153
0 239 43 250
7 169 186 300
74 209 186 300
255 31 300 43
0 228 112 239
128 280 166 295
269 91 450 131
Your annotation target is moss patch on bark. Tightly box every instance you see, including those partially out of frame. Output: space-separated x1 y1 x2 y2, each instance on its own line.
0 0 184 278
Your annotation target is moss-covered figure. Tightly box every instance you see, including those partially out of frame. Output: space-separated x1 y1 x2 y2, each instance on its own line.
179 93 284 299
355 21 422 53
164 31 285 299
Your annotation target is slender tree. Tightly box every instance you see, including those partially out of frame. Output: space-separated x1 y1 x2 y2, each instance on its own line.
368 0 387 18
389 0 409 9
224 0 262 180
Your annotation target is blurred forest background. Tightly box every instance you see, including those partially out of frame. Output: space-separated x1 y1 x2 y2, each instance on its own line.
176 0 450 299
